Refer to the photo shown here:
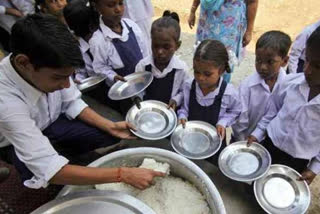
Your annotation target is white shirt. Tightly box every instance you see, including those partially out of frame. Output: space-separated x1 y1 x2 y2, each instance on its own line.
89 18 148 86
0 56 88 188
135 54 190 106
232 68 286 141
177 78 241 128
252 74 320 174
288 20 320 73
74 37 95 81
123 0 153 22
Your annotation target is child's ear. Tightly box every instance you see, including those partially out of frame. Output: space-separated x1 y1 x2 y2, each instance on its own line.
281 56 289 67
176 40 182 50
13 54 35 74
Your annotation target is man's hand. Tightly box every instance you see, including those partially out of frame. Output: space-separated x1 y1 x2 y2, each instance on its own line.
179 118 187 128
247 135 258 147
216 125 226 140
108 121 137 140
121 167 165 189
298 169 317 185
168 99 177 111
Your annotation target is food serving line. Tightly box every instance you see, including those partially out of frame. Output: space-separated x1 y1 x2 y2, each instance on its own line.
31 73 311 214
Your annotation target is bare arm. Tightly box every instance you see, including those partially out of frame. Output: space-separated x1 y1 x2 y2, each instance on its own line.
243 0 259 47
188 0 200 29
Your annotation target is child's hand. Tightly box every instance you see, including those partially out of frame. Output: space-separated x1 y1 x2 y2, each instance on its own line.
114 75 126 82
132 96 142 109
297 169 317 185
74 79 81 84
179 119 187 129
168 99 177 111
5 8 23 17
247 135 258 147
216 125 225 140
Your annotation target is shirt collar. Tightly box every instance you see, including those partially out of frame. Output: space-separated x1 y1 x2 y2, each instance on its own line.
2 55 43 105
146 54 186 72
195 77 224 99
78 37 90 53
99 17 129 40
249 67 287 88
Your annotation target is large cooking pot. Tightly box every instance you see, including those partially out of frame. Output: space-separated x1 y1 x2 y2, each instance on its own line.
58 147 226 214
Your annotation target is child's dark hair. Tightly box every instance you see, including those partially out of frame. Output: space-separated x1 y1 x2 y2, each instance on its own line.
306 25 320 54
10 13 84 69
194 39 231 73
151 10 181 41
256 31 292 58
64 0 99 38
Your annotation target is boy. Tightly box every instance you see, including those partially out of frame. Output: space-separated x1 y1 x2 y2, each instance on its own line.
0 14 163 189
248 26 320 185
232 31 291 142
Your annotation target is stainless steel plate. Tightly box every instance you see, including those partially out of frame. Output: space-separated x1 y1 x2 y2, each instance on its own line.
170 121 221 160
77 74 106 93
254 164 311 214
126 100 177 140
108 72 153 100
31 190 156 214
218 141 271 182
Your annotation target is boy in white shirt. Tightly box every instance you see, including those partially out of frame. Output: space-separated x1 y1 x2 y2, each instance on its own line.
0 14 163 189
232 31 291 142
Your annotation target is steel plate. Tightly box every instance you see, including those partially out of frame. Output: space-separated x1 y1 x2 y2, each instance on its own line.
254 164 311 214
108 72 153 100
77 74 106 93
170 121 222 159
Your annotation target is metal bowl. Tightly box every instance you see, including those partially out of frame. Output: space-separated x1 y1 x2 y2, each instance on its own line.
77 74 106 93
126 100 177 140
171 121 222 160
108 72 153 100
254 164 310 214
31 190 156 214
218 141 271 182
58 147 226 214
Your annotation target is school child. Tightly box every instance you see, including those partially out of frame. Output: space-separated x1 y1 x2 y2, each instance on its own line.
288 19 320 73
134 11 189 110
247 26 320 185
0 14 162 189
89 0 148 113
232 31 291 142
35 0 67 24
63 0 98 82
177 39 241 162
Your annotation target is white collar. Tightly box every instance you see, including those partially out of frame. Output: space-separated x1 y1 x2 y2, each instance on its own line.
248 67 286 88
78 37 90 53
195 77 226 98
99 17 130 41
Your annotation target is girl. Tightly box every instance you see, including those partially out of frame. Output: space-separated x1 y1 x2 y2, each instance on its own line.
178 39 241 160
89 0 148 113
135 11 190 110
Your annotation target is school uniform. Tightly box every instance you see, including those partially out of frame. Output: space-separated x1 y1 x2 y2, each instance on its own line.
74 37 95 81
252 73 320 174
123 0 153 45
231 68 286 141
288 20 320 74
0 55 119 189
135 54 190 105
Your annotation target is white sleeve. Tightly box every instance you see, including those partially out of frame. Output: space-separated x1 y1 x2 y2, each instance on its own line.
288 31 308 74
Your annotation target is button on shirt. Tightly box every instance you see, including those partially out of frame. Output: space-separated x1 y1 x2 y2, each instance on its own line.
288 20 320 73
0 56 88 188
135 54 190 106
74 38 95 81
232 68 286 141
252 74 320 174
177 78 241 127
89 18 148 86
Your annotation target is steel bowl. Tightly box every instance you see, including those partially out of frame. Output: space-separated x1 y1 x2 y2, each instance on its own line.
58 147 226 214
126 100 177 140
254 164 310 214
77 74 106 93
218 141 271 182
108 72 153 100
171 121 222 160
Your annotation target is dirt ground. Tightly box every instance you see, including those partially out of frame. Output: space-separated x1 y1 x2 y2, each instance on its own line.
152 0 320 213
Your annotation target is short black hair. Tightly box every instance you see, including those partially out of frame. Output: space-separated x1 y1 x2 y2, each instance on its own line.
194 39 231 73
256 31 292 58
10 13 84 69
64 0 98 38
151 10 181 41
306 25 320 54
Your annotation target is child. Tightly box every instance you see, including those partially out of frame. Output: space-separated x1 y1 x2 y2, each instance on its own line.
134 11 189 110
0 14 162 190
232 31 291 142
288 19 320 73
178 39 241 159
63 0 98 82
248 26 320 185
89 0 148 112
35 0 67 24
